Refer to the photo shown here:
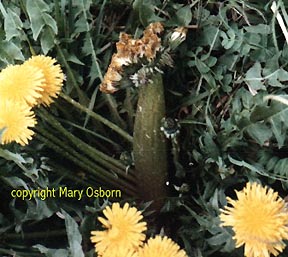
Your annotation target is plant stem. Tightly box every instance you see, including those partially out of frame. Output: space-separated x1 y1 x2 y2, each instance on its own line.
0 248 41 257
35 133 136 196
35 126 108 179
133 73 168 213
37 108 124 169
54 42 87 103
3 229 67 239
124 88 135 131
104 94 127 129
60 93 133 143
35 124 134 183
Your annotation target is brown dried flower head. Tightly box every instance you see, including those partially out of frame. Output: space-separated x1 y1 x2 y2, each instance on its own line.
100 22 164 93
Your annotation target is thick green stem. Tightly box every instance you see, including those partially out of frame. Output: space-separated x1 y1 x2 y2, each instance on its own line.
133 73 168 213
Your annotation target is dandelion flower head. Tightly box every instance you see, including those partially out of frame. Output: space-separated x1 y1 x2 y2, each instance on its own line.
90 202 147 256
102 246 138 257
24 55 64 106
138 235 188 257
220 182 288 257
0 100 36 146
0 64 45 107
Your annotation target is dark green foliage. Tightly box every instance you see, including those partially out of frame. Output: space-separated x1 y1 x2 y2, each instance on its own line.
1 0 288 256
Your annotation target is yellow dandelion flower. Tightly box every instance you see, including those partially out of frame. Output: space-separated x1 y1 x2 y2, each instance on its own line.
0 100 37 146
90 202 147 256
220 182 288 257
24 55 64 106
0 64 45 107
138 235 188 257
102 246 138 257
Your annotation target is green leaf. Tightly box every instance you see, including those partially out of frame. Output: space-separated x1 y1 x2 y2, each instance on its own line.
220 29 235 50
251 99 288 147
72 0 92 11
244 62 265 94
195 57 210 74
0 149 40 180
207 231 229 246
206 56 217 68
26 0 58 40
196 26 221 48
139 4 162 26
4 8 23 41
0 40 24 63
262 54 285 87
1 176 29 189
245 32 261 46
66 54 85 65
74 15 89 35
0 148 26 164
62 209 85 257
278 68 288 81
40 27 55 54
218 53 239 71
246 123 272 145
176 5 192 26
33 245 69 257
228 155 263 175
133 0 163 26
25 199 55 221
266 156 279 172
244 24 271 34
250 103 282 122
274 158 288 177
203 73 216 88
200 133 220 160
270 117 285 147
207 225 235 252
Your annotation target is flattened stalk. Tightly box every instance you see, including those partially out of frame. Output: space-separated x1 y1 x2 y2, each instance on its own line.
133 73 168 213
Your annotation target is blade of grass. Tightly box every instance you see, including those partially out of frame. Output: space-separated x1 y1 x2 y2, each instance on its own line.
271 1 288 44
